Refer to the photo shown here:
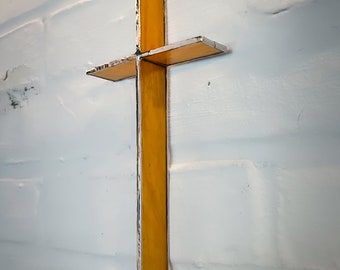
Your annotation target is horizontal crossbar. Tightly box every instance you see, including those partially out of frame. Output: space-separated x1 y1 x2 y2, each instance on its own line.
86 55 136 82
86 36 230 82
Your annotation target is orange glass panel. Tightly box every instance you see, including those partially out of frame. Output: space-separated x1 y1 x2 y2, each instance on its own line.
139 61 167 270
137 0 168 269
86 56 136 82
141 36 230 67
138 0 165 51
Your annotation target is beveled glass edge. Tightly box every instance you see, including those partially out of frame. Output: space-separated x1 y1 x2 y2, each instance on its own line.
86 54 136 75
140 35 231 60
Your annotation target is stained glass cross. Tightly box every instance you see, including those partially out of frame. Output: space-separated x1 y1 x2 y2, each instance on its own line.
86 1 230 269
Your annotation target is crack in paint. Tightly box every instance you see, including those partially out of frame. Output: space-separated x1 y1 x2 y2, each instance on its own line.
247 0 313 14
271 7 290 15
3 70 9 81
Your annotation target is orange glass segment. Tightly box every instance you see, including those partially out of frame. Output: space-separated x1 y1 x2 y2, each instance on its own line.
139 0 165 51
137 0 168 270
141 36 229 67
86 56 136 82
139 61 168 270
138 0 168 269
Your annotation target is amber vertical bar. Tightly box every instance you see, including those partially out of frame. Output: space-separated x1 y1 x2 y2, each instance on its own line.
138 0 165 52
136 0 168 269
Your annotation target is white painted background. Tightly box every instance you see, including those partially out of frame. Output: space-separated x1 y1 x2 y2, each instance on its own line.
1 0 340 269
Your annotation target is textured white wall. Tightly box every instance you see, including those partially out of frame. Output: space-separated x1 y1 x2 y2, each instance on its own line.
168 0 340 269
0 0 137 269
1 0 340 270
